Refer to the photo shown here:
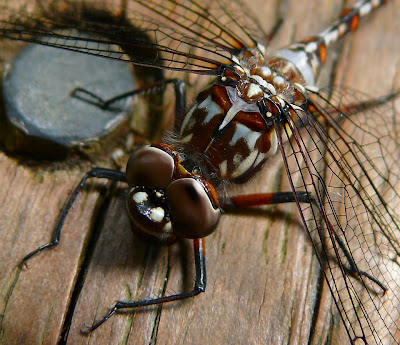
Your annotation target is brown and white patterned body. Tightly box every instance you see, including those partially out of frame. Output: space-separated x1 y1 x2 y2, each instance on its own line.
176 53 304 185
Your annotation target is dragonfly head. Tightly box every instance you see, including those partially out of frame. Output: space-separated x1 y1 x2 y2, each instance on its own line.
125 144 221 243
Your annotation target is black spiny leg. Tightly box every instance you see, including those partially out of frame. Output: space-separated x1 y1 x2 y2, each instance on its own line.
82 238 206 334
22 168 127 267
71 79 186 117
223 191 386 293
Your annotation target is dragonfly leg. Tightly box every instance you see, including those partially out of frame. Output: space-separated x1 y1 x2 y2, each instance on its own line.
21 168 127 267
82 238 206 334
70 79 186 112
222 191 386 292
221 191 317 211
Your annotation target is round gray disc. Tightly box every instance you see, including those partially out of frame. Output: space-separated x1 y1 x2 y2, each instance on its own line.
2 40 136 152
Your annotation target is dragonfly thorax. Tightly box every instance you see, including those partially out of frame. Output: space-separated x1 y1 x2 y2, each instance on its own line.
177 56 309 184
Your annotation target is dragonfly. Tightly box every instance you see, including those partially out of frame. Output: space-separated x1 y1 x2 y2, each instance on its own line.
0 0 399 344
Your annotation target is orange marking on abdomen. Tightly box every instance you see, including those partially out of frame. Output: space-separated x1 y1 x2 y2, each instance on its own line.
340 8 351 16
318 42 327 63
350 14 359 31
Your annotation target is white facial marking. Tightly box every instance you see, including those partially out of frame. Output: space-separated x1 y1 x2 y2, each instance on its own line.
163 221 172 233
133 192 148 203
150 207 165 222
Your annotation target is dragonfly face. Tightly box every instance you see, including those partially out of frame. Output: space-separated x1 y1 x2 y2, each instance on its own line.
125 144 221 242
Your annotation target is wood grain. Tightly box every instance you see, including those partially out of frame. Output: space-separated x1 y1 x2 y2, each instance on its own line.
0 1 399 344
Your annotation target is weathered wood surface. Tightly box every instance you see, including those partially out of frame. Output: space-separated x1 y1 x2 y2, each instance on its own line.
0 1 399 344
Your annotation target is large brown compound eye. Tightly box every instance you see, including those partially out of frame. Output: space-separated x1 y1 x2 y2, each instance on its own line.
166 178 221 239
126 146 175 188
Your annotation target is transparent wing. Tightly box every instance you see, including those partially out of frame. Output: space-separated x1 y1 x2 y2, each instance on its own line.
0 0 270 75
276 87 400 344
